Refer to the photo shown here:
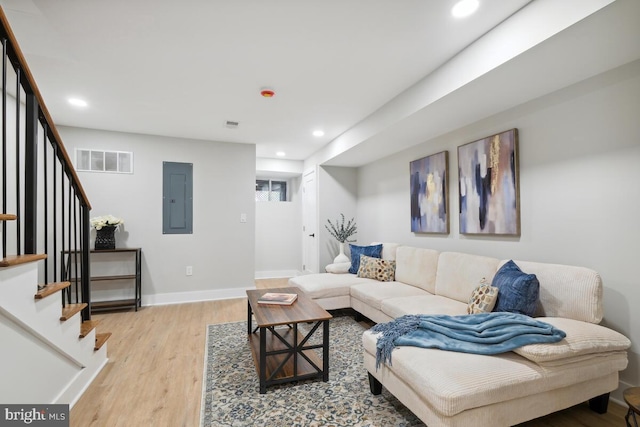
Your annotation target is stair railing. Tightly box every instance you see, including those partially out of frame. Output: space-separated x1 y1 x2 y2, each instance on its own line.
0 8 93 321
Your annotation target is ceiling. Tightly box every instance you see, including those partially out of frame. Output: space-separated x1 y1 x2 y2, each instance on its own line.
0 0 534 162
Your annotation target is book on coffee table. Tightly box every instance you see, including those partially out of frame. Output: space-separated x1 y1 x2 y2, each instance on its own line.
257 292 298 305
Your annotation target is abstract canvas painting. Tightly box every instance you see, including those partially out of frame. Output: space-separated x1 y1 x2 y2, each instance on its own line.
458 129 520 235
410 151 448 233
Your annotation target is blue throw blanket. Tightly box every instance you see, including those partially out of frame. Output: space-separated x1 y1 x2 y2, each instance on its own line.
371 312 566 369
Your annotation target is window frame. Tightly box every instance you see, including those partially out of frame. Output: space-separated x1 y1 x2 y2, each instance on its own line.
255 179 289 202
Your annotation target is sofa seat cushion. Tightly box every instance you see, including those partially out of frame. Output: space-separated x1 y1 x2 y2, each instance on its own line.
381 295 468 319
350 282 427 311
288 274 372 299
362 330 628 417
513 317 631 363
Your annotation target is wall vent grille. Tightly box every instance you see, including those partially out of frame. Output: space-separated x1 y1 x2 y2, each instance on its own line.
75 149 133 174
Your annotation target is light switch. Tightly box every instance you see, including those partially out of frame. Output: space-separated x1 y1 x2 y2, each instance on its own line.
240 213 247 223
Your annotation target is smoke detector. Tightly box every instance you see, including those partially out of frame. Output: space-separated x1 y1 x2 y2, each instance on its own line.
260 88 275 98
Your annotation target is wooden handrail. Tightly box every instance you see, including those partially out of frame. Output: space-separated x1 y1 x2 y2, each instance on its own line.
0 7 91 209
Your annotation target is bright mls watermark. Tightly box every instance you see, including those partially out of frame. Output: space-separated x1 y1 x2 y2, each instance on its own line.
0 405 68 426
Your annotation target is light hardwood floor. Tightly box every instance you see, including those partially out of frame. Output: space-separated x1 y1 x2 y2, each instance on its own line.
70 278 628 426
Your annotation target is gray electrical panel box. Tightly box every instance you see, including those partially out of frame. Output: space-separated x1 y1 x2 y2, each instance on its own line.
162 161 193 234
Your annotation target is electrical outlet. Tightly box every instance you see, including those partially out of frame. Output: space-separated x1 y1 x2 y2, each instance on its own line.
186 266 193 276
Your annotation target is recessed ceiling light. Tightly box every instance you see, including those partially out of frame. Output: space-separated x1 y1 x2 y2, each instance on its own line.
451 0 479 18
276 151 286 157
68 97 88 107
312 130 325 137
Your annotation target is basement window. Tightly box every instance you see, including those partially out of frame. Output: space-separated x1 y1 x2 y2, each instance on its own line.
75 149 133 174
256 179 288 202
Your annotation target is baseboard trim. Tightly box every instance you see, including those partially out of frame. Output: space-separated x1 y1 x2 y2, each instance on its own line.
59 351 109 408
142 287 255 307
611 379 635 405
254 270 300 279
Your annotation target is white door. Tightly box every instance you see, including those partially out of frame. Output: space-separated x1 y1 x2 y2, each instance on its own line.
302 169 318 274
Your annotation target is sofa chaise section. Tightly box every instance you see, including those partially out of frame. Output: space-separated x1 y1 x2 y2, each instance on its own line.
362 336 626 426
287 272 371 310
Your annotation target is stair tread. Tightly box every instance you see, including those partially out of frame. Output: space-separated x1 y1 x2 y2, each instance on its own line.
60 303 87 321
0 213 17 221
79 320 100 338
0 254 47 267
34 282 71 299
94 332 112 350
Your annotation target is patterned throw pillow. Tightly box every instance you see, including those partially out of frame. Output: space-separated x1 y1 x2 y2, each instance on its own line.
467 278 499 314
357 255 396 282
348 244 383 274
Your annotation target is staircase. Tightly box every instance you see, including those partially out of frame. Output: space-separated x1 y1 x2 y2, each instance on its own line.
0 219 110 406
0 7 111 406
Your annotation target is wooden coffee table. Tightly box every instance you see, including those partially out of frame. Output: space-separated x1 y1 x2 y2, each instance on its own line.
246 287 332 394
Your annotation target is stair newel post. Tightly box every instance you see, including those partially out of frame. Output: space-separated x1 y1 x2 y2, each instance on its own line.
24 92 38 254
80 205 92 321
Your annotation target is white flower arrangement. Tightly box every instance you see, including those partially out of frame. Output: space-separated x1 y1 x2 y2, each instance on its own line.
90 214 124 230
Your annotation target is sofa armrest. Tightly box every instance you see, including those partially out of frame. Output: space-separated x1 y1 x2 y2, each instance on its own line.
513 317 630 363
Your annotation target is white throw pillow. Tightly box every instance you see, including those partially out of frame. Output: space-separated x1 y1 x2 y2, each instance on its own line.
325 262 352 274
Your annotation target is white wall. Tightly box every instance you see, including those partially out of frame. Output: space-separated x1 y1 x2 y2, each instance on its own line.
59 126 256 304
356 60 640 389
254 176 302 278
318 166 358 270
256 157 303 176
255 158 304 278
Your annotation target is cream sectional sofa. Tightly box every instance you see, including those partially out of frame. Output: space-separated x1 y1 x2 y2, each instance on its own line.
288 244 631 427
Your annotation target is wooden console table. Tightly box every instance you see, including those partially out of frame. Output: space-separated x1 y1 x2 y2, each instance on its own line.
65 248 142 312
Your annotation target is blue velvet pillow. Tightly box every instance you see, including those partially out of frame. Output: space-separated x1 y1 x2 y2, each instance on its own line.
348 244 383 274
491 260 540 317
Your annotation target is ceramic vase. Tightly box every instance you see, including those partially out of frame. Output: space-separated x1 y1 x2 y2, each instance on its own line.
333 241 350 264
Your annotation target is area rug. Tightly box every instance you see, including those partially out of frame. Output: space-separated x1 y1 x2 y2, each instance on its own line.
201 315 423 427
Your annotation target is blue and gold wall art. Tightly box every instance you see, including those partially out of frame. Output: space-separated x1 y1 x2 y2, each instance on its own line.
410 151 449 234
458 128 520 236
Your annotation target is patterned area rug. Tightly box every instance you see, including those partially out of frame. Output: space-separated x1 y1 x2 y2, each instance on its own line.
201 315 423 427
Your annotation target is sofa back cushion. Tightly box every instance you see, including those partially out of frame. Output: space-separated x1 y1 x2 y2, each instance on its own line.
371 242 400 261
435 252 500 303
394 246 440 293
500 260 603 324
